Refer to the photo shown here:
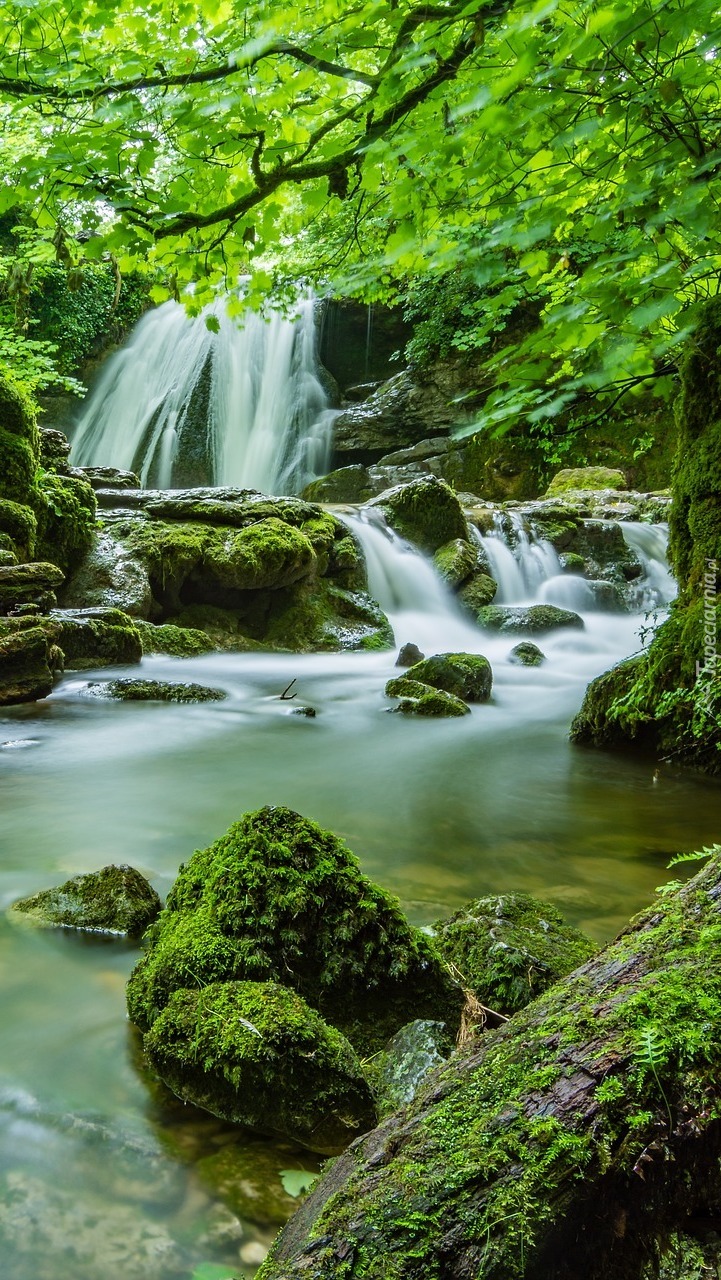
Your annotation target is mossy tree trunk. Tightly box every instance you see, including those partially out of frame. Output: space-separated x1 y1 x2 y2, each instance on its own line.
258 854 721 1280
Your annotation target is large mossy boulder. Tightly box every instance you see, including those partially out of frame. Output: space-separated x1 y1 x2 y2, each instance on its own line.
397 652 493 703
433 892 596 1015
433 538 478 588
11 864 161 937
85 678 226 703
457 571 498 613
367 477 469 553
386 677 471 718
0 626 55 705
127 806 464 1052
478 604 584 635
0 561 65 614
143 981 377 1155
202 517 316 591
545 467 627 496
0 365 39 507
0 607 142 670
35 472 97 577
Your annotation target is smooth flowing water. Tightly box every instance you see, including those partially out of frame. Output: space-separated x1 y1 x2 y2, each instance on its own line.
1 516 719 1280
70 298 335 493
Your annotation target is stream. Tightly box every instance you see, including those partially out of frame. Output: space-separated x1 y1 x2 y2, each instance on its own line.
1 506 720 1280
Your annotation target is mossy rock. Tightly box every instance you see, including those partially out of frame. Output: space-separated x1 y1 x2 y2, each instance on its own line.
372 1020 451 1117
432 538 478 588
369 477 469 553
142 980 377 1154
400 652 493 703
570 654 649 750
478 604 584 635
0 626 54 706
509 641 546 667
126 805 463 1052
387 678 471 718
195 1140 322 1227
0 366 39 508
203 517 316 591
0 364 38 441
263 580 393 654
302 466 373 504
0 607 142 670
559 552 586 574
134 621 216 657
34 473 97 576
11 864 161 937
433 892 596 1015
457 571 498 613
0 561 65 612
85 678 226 703
395 642 425 667
545 467 627 496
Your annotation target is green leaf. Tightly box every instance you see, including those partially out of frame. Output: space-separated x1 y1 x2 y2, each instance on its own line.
279 1169 320 1198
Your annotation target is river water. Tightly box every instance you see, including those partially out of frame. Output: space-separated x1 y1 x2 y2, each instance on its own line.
1 513 718 1280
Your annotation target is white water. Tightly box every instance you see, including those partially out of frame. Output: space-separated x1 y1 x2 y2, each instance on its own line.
474 513 560 603
71 296 335 493
621 522 677 610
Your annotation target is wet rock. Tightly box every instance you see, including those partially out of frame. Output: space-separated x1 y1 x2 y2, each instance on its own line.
374 1020 450 1115
434 892 596 1014
196 1139 320 1226
11 864 161 937
69 465 141 490
386 677 471 718
85 678 226 703
367 477 469 553
395 642 425 667
0 626 54 705
457 571 498 613
133 620 216 656
39 426 72 473
559 552 586 574
0 561 65 614
545 466 628 496
290 704 316 717
0 607 142 670
433 538 478 588
62 527 153 617
570 653 648 749
203 518 316 591
302 465 373 504
509 641 546 666
143 980 377 1155
478 604 584 635
332 370 453 461
393 652 493 703
127 805 463 1052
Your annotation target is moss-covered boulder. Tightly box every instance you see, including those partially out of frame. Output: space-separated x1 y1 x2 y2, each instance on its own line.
478 604 584 635
433 538 478 588
0 499 37 560
302 465 374 504
34 473 97 577
142 981 376 1154
433 892 596 1015
368 477 469 553
133 620 216 657
0 365 39 506
457 571 498 614
509 641 546 666
385 676 471 717
0 562 65 614
0 626 54 705
397 652 493 703
0 607 142 670
203 518 316 591
85 678 226 703
545 467 627 496
11 864 161 937
127 806 463 1051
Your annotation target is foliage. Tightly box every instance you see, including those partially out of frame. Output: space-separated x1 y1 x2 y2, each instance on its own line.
0 0 717 430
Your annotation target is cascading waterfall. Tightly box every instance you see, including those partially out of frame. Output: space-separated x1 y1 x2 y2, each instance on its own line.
621 522 677 610
70 296 336 494
473 513 561 603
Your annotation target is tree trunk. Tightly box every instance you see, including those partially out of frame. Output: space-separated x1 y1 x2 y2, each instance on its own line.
257 854 721 1280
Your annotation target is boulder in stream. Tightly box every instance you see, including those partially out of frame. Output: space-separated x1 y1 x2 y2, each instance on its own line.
433 891 596 1015
0 606 142 670
388 680 471 718
0 561 65 614
395 641 425 667
85 678 226 703
127 805 464 1052
390 652 493 703
367 476 469 553
478 603 584 634
11 864 161 937
432 537 478 588
0 626 55 705
545 466 628 495
509 641 546 666
143 980 377 1155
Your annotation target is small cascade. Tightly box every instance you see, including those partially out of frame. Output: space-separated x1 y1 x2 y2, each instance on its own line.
473 514 560 603
342 512 481 652
71 296 335 494
621 523 677 610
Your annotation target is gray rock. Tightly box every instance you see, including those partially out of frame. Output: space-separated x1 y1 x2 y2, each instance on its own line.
478 604 584 635
332 370 454 460
396 642 425 667
63 528 153 617
68 465 141 490
509 641 546 666
375 1020 450 1114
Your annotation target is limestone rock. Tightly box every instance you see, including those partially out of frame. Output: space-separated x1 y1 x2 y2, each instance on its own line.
545 466 628 496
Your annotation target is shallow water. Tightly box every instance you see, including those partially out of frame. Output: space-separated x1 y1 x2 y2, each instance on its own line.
1 531 719 1280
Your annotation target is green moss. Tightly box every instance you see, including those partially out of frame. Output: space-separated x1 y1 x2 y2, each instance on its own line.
373 477 469 553
545 467 627 495
457 571 498 613
302 466 373 504
0 499 37 559
259 855 721 1280
0 607 142 669
203 517 316 591
399 652 493 703
433 539 478 588
0 429 38 503
389 679 471 717
86 678 226 703
34 473 97 575
143 980 377 1154
264 580 393 653
0 363 38 441
479 604 584 635
133 620 216 657
509 641 546 666
0 625 53 705
11 864 161 936
126 805 463 1052
434 893 596 1014
0 561 64 611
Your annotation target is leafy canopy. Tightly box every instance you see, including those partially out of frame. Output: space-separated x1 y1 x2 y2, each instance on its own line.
0 0 719 425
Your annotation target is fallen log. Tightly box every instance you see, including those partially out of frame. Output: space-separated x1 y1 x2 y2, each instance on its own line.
257 851 721 1280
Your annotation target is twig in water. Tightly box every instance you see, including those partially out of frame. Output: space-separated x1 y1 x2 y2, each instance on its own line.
280 679 298 700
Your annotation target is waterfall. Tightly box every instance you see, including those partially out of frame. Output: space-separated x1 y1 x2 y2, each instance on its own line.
621 522 677 610
70 296 335 494
473 514 560 603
